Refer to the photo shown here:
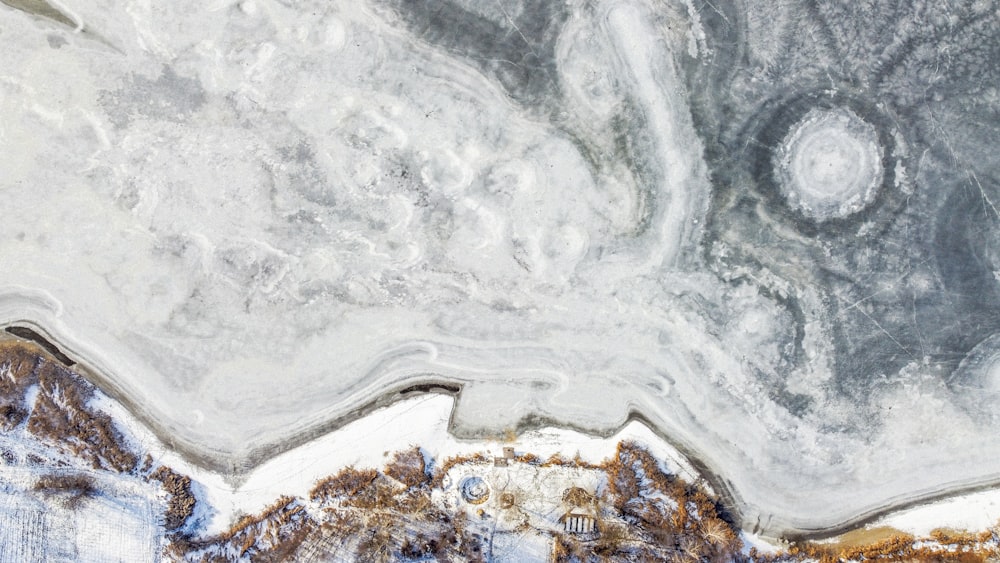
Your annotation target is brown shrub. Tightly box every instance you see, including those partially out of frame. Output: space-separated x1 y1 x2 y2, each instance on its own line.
33 473 96 508
395 488 435 515
541 452 601 469
355 525 395 563
498 491 516 509
34 473 94 492
789 530 1000 563
310 467 379 502
929 528 979 546
254 518 316 563
26 360 137 473
551 533 573 562
179 496 314 561
599 441 744 561
385 447 429 488
401 534 445 560
230 498 301 541
563 486 595 508
300 507 411 562
150 466 196 531
0 343 42 398
543 453 569 467
0 403 27 430
515 452 540 465
595 522 631 557
605 443 642 512
344 475 402 510
0 344 139 473
700 517 739 554
431 452 490 486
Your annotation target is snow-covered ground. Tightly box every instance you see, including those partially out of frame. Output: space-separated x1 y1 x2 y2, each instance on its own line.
0 423 164 562
103 391 702 536
104 388 1000 546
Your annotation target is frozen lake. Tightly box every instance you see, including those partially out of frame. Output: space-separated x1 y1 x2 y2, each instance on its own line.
0 0 998 537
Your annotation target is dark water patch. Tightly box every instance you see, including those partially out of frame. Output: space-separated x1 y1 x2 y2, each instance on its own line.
5 326 74 367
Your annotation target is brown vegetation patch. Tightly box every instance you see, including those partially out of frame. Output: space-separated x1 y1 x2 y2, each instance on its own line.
176 496 315 561
300 481 479 562
26 360 138 473
929 527 988 546
498 491 516 509
777 527 1000 563
0 341 44 398
310 466 379 502
431 452 489 487
563 486 595 508
384 447 429 488
543 452 601 470
0 343 42 431
0 342 138 473
150 465 197 531
514 452 540 464
0 403 27 430
33 473 95 508
826 526 910 549
592 441 741 561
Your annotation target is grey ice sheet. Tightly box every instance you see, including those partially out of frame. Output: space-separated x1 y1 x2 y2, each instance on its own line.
0 0 997 536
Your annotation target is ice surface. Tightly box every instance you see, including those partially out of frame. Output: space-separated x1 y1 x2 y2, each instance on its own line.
0 0 998 537
774 108 883 220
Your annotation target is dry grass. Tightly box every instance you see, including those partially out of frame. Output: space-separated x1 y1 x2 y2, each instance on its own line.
431 452 489 487
0 342 43 397
514 452 541 464
0 342 139 473
311 467 379 503
0 345 44 432
592 441 743 561
498 491 516 509
0 403 27 430
296 487 478 562
179 496 314 561
384 447 429 489
150 465 196 531
563 486 596 508
542 452 602 470
593 522 632 559
33 473 96 508
292 453 481 561
0 344 141 474
782 532 1000 563
929 527 984 546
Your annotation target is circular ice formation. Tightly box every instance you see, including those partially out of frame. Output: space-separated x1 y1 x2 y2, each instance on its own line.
774 108 884 221
460 476 490 504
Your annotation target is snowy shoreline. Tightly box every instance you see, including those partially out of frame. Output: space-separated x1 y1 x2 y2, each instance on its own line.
4 328 1000 543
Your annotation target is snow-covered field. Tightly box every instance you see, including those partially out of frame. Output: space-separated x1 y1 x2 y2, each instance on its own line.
0 0 998 540
0 431 164 562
